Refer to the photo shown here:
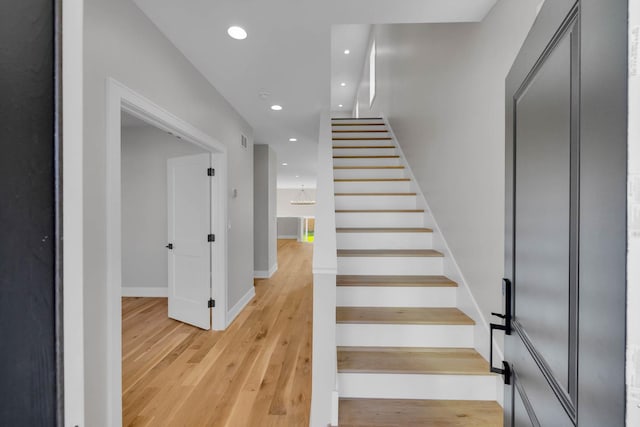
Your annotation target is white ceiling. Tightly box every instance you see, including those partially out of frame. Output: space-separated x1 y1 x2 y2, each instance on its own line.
132 0 497 188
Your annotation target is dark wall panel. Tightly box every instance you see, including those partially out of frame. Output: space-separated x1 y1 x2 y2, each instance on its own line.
0 0 61 425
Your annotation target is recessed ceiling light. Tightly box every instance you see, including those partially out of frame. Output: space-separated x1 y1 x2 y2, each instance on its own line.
338 104 343 108
282 162 288 166
227 26 247 40
296 175 300 178
344 49 350 55
270 105 283 111
289 138 297 142
340 82 347 87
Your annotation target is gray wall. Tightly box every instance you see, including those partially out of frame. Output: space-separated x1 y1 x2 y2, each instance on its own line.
121 121 206 290
254 145 278 273
83 0 253 423
356 0 539 332
277 217 299 238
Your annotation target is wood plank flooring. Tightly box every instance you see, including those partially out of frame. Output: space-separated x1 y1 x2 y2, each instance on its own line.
122 239 312 427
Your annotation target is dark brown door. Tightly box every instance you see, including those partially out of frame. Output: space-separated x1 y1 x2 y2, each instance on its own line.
503 1 627 425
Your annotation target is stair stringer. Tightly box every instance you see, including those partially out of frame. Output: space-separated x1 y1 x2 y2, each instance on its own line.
380 114 504 406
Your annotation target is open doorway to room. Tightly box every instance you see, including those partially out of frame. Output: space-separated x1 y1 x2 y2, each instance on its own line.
104 79 229 424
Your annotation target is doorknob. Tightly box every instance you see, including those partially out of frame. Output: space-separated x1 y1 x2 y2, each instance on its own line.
166 243 173 250
489 278 512 384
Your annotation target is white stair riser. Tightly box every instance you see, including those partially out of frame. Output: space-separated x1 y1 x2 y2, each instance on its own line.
338 373 497 401
333 157 400 167
334 181 411 193
332 132 390 139
333 168 405 179
332 120 384 126
335 195 417 210
337 286 456 307
337 256 443 275
333 140 394 147
337 232 433 250
336 324 473 347
335 212 424 228
331 125 389 136
333 148 396 156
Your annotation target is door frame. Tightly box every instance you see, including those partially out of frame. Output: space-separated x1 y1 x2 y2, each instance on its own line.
105 78 229 423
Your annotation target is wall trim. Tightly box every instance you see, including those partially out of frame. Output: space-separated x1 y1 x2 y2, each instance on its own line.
121 286 168 297
226 286 256 328
105 78 229 426
254 262 278 279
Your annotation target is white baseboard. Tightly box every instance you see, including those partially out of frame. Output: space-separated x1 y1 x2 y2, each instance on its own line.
226 286 256 327
254 262 278 279
278 235 298 239
121 286 167 297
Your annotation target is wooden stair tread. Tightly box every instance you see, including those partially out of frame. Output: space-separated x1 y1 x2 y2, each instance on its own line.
334 178 410 182
333 155 399 159
335 209 424 213
338 249 442 258
337 347 489 375
336 275 455 287
334 193 416 196
333 145 395 149
336 228 432 233
339 398 503 427
332 117 383 120
336 307 475 325
333 137 393 141
334 166 404 169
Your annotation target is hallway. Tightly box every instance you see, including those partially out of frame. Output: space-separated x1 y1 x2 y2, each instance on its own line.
122 239 312 426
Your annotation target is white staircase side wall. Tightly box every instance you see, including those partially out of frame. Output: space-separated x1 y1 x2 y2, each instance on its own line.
337 286 456 307
338 373 498 401
381 115 497 364
336 323 474 347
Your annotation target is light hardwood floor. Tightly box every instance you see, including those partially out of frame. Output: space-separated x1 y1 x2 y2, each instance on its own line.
122 239 312 427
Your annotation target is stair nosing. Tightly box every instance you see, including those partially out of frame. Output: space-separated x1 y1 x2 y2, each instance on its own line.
336 307 475 326
336 275 456 288
337 249 443 258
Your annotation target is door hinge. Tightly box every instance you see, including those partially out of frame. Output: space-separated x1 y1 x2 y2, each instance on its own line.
208 298 215 308
207 167 215 177
208 234 215 242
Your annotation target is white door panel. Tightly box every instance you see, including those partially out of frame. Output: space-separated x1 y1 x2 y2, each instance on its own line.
167 153 211 330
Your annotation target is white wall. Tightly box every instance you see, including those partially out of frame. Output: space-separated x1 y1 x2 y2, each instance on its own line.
254 145 278 275
355 0 539 345
628 1 640 424
83 0 253 423
277 188 317 217
121 122 207 292
277 217 300 239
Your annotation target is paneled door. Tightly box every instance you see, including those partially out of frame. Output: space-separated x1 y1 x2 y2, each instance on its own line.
501 1 627 426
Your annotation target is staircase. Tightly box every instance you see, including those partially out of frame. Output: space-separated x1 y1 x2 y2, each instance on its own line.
331 117 502 426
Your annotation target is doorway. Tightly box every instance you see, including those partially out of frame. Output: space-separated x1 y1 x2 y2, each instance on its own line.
105 79 229 424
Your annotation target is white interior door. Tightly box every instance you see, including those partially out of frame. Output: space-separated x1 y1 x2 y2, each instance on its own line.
167 153 211 330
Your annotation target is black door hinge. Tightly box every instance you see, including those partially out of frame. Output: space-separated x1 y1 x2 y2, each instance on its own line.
208 234 215 242
208 298 215 308
207 167 215 176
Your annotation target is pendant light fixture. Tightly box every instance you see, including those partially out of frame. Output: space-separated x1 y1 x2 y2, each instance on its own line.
290 185 316 206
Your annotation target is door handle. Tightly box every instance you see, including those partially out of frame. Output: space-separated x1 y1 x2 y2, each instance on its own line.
489 278 512 384
166 243 173 250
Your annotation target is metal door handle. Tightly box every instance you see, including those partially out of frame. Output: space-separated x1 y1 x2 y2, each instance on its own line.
489 278 512 384
166 243 173 250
